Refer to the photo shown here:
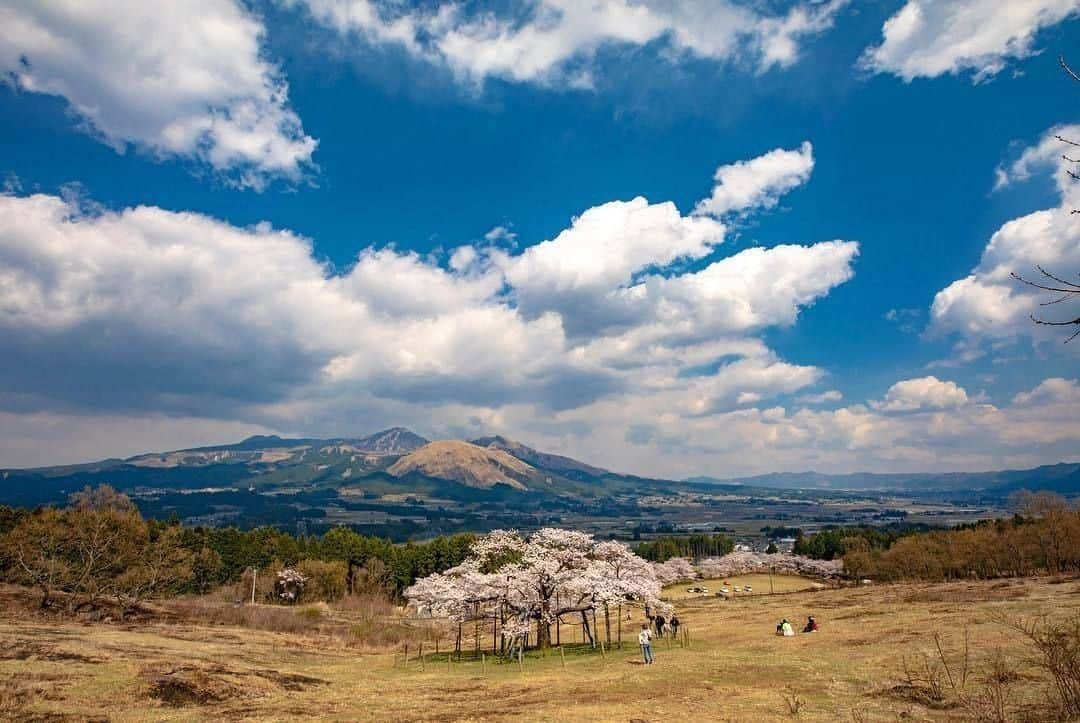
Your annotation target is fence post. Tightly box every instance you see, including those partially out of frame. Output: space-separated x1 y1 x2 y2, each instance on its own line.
482 653 486 674
419 642 424 671
599 640 606 660
560 646 566 668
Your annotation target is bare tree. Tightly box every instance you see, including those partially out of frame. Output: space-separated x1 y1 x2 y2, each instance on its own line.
1010 55 1080 342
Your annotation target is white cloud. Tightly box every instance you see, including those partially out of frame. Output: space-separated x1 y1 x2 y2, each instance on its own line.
497 197 726 335
930 125 1080 349
871 376 969 412
285 0 847 87
0 143 862 469
0 0 316 188
798 389 842 405
3 185 1075 476
694 142 815 217
862 0 1080 83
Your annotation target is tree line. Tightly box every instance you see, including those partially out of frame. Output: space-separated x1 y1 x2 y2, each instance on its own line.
792 522 938 561
839 493 1080 582
0 485 477 613
634 533 734 562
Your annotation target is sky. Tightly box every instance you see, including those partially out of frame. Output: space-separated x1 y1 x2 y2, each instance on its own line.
0 0 1078 478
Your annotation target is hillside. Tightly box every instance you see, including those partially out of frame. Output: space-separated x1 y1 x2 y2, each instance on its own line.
2 576 1077 721
387 440 539 489
471 435 607 477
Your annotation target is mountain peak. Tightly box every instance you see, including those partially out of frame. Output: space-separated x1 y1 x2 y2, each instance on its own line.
353 428 429 455
387 440 536 489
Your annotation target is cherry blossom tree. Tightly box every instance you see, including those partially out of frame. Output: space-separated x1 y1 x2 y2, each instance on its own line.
696 551 843 579
652 557 698 586
405 528 670 652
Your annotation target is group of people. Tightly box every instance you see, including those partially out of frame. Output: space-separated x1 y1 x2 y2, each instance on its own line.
638 613 681 664
776 615 819 636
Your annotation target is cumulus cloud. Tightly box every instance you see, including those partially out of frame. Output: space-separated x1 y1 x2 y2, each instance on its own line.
284 0 847 87
0 143 864 468
509 377 1080 478
0 0 316 188
929 125 1080 350
798 389 842 405
3 182 1076 476
871 376 969 412
694 142 814 217
862 0 1079 83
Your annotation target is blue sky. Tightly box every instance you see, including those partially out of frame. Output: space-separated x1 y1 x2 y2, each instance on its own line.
0 0 1078 476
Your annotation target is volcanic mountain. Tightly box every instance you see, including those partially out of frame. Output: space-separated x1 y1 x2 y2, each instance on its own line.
386 440 540 490
471 435 607 478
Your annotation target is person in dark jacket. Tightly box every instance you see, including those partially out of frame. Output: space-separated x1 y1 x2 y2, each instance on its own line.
802 615 819 633
669 615 680 637
654 613 666 637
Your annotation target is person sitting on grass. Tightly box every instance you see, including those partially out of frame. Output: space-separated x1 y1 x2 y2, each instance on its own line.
776 619 794 637
639 624 654 664
669 614 680 638
802 615 819 633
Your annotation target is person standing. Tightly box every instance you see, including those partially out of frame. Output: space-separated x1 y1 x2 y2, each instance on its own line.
669 614 680 638
654 613 666 638
638 624 654 664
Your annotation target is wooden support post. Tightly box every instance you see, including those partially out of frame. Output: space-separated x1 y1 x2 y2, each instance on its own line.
481 653 486 674
447 654 451 673
419 642 425 671
517 646 523 671
599 640 606 660
559 646 566 668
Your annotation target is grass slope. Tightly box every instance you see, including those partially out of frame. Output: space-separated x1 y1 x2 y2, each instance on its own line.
2 577 1078 721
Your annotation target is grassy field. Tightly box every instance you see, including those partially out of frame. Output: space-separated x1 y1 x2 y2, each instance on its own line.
2 576 1078 722
662 573 826 600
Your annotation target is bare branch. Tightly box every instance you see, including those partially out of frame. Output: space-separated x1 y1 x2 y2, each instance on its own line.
1060 54 1080 83
1010 272 1080 294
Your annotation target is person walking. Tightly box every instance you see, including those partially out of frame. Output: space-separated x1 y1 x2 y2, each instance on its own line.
654 613 666 638
669 614 680 638
638 624 654 664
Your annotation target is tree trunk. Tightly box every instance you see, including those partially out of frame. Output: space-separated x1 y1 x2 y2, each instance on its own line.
537 617 550 650
581 611 594 647
604 604 612 646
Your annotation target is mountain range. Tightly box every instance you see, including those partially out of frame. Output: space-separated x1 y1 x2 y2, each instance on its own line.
1 428 1077 513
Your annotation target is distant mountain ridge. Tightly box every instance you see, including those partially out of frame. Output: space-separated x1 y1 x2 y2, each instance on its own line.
470 435 607 477
1 427 1077 512
688 462 1080 497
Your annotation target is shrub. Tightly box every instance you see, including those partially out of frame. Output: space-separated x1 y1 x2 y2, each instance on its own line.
297 559 347 602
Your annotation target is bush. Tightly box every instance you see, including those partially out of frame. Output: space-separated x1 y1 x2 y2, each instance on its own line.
297 559 347 602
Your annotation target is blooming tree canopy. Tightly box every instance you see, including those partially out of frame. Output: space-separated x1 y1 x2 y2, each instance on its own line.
405 528 670 649
696 551 842 579
652 557 698 586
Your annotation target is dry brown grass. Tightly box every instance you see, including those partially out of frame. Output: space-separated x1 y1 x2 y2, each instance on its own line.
0 576 1077 721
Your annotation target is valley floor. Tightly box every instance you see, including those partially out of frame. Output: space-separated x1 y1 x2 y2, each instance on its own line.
2 576 1078 722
